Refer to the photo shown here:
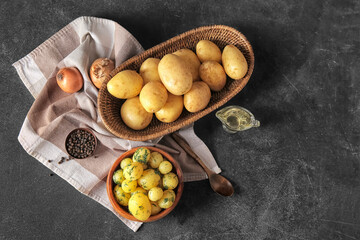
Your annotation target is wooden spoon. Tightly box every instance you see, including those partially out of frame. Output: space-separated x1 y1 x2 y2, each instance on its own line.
171 132 234 197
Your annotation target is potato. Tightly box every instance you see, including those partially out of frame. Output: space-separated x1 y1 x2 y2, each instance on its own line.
148 187 164 201
120 158 132 169
131 187 148 196
122 179 138 193
113 185 131 206
138 169 161 190
158 54 193 95
107 70 143 99
183 81 211 113
163 172 179 190
222 45 248 80
148 152 164 168
132 147 151 164
121 97 153 130
139 81 168 113
155 93 183 123
123 162 143 180
139 58 161 85
196 40 222 63
158 189 176 209
173 48 201 82
150 201 162 215
158 160 172 174
128 192 151 221
112 169 125 185
199 61 227 91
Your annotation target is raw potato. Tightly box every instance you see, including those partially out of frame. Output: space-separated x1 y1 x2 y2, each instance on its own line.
222 45 248 80
123 162 143 180
158 189 176 209
155 93 183 123
122 179 138 193
158 160 172 174
121 97 153 130
139 81 168 113
132 147 151 164
139 58 161 85
196 40 222 63
113 185 131 206
183 81 211 113
158 54 193 95
138 169 161 190
199 61 227 91
148 152 164 168
163 172 179 190
107 70 143 99
173 48 201 82
128 192 152 221
150 201 162 215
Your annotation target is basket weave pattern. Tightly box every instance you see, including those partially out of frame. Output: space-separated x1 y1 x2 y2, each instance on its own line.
98 25 254 141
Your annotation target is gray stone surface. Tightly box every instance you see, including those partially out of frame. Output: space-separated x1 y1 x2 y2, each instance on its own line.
1 0 359 239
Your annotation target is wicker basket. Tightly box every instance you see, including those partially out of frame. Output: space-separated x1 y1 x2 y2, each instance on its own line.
98 25 254 141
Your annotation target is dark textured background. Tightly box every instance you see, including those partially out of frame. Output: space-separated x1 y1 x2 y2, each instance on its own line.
1 0 359 239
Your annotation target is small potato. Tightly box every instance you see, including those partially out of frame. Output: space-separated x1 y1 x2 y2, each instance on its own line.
132 147 151 164
183 81 211 113
113 185 131 206
148 187 164 201
121 179 138 193
222 45 248 80
128 192 152 221
150 201 162 215
107 70 143 99
139 81 168 113
148 152 164 168
199 61 227 91
139 58 161 84
138 169 161 190
123 162 143 180
120 158 132 169
158 54 193 95
158 189 176 209
158 160 172 174
131 187 148 196
163 172 179 190
196 40 222 63
173 48 201 82
112 169 125 185
155 93 183 123
121 97 153 130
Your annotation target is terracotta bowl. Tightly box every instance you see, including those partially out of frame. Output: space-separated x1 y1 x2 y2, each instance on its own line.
106 146 184 222
65 128 97 159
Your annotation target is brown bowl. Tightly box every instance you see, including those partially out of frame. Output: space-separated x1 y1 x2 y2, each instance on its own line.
106 146 184 222
65 128 97 159
98 25 254 141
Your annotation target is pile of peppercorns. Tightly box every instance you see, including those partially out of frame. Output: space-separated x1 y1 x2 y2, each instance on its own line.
66 129 96 159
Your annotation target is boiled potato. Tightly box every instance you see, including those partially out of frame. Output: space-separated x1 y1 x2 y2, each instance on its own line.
131 187 148 196
155 93 183 123
148 187 164 201
163 172 179 190
138 169 161 190
158 160 172 174
158 54 193 95
113 185 131 206
150 201 162 215
139 58 161 84
132 147 151 164
128 192 152 221
196 40 222 63
120 158 132 169
121 179 138 193
183 81 211 113
148 151 164 168
173 48 201 82
123 162 143 180
199 61 227 91
112 169 125 185
139 81 168 113
158 189 176 209
222 45 248 80
107 70 143 99
121 97 153 130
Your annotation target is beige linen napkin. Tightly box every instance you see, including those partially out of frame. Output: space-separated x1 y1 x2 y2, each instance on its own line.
13 16 221 232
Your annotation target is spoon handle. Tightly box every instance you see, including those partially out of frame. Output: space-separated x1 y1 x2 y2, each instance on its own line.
171 132 214 176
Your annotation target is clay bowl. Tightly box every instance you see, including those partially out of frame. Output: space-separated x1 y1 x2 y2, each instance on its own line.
65 128 97 159
106 146 184 222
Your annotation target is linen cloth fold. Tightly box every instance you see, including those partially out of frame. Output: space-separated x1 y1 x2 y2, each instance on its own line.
13 16 221 232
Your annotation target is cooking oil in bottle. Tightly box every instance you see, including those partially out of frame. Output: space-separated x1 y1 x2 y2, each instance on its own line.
215 105 260 133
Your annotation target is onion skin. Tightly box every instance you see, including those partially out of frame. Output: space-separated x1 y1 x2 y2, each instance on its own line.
56 67 83 93
90 58 115 89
